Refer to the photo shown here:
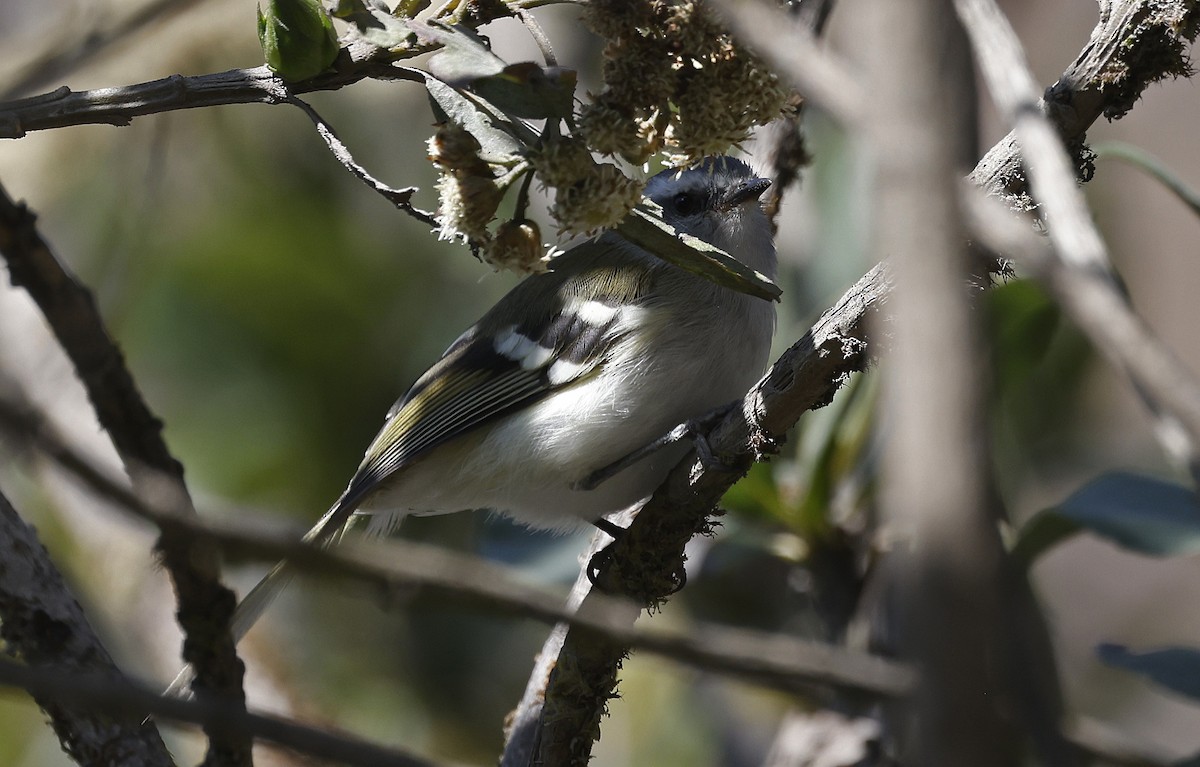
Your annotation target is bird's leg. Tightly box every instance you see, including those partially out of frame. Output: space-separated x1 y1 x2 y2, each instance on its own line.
592 517 626 539
585 517 687 595
574 401 741 491
586 517 624 587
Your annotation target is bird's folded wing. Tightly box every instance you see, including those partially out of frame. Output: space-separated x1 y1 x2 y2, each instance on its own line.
340 239 657 510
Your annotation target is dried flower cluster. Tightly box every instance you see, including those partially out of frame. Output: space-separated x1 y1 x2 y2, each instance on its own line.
484 219 549 273
428 123 503 242
531 137 644 236
579 0 793 165
427 123 549 273
423 0 790 269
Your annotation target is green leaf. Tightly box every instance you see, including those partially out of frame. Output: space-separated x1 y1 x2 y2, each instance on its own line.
1013 472 1200 565
1009 510 1082 569
720 462 786 524
414 20 506 82
414 21 578 119
987 279 1062 396
258 0 340 82
469 63 578 120
332 0 411 49
1098 643 1200 702
617 204 782 302
407 68 533 165
792 370 876 535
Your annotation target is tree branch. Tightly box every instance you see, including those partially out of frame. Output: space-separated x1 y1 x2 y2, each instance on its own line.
0 484 175 766
0 657 442 767
969 0 1200 208
865 1 1019 763
0 181 250 764
958 0 1200 482
499 527 608 767
0 0 574 139
0 51 419 139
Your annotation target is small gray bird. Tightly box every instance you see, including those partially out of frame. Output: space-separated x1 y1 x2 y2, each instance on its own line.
170 156 777 691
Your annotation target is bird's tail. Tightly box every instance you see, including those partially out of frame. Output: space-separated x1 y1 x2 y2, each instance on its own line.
164 495 362 698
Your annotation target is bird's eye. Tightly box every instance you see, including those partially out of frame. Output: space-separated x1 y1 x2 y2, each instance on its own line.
672 191 702 217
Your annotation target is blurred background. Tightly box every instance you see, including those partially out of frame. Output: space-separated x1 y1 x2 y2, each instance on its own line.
0 0 1198 765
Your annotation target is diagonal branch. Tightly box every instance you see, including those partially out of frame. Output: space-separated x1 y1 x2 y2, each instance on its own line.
0 181 250 764
970 0 1200 208
957 0 1200 479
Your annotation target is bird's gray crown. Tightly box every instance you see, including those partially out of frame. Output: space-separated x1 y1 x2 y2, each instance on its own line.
643 156 767 237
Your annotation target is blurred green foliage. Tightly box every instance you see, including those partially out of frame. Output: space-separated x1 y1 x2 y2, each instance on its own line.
986 277 1092 491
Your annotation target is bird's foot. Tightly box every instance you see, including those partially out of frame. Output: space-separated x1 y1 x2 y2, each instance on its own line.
574 401 741 491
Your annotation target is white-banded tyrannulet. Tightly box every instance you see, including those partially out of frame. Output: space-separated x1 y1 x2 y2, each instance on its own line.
170 155 777 693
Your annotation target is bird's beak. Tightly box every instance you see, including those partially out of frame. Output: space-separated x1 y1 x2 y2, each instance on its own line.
721 177 772 210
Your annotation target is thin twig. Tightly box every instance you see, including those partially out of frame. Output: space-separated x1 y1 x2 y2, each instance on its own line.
287 96 438 226
0 183 190 510
513 7 557 67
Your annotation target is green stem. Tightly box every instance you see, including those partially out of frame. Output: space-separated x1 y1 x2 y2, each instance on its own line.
1093 140 1200 219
